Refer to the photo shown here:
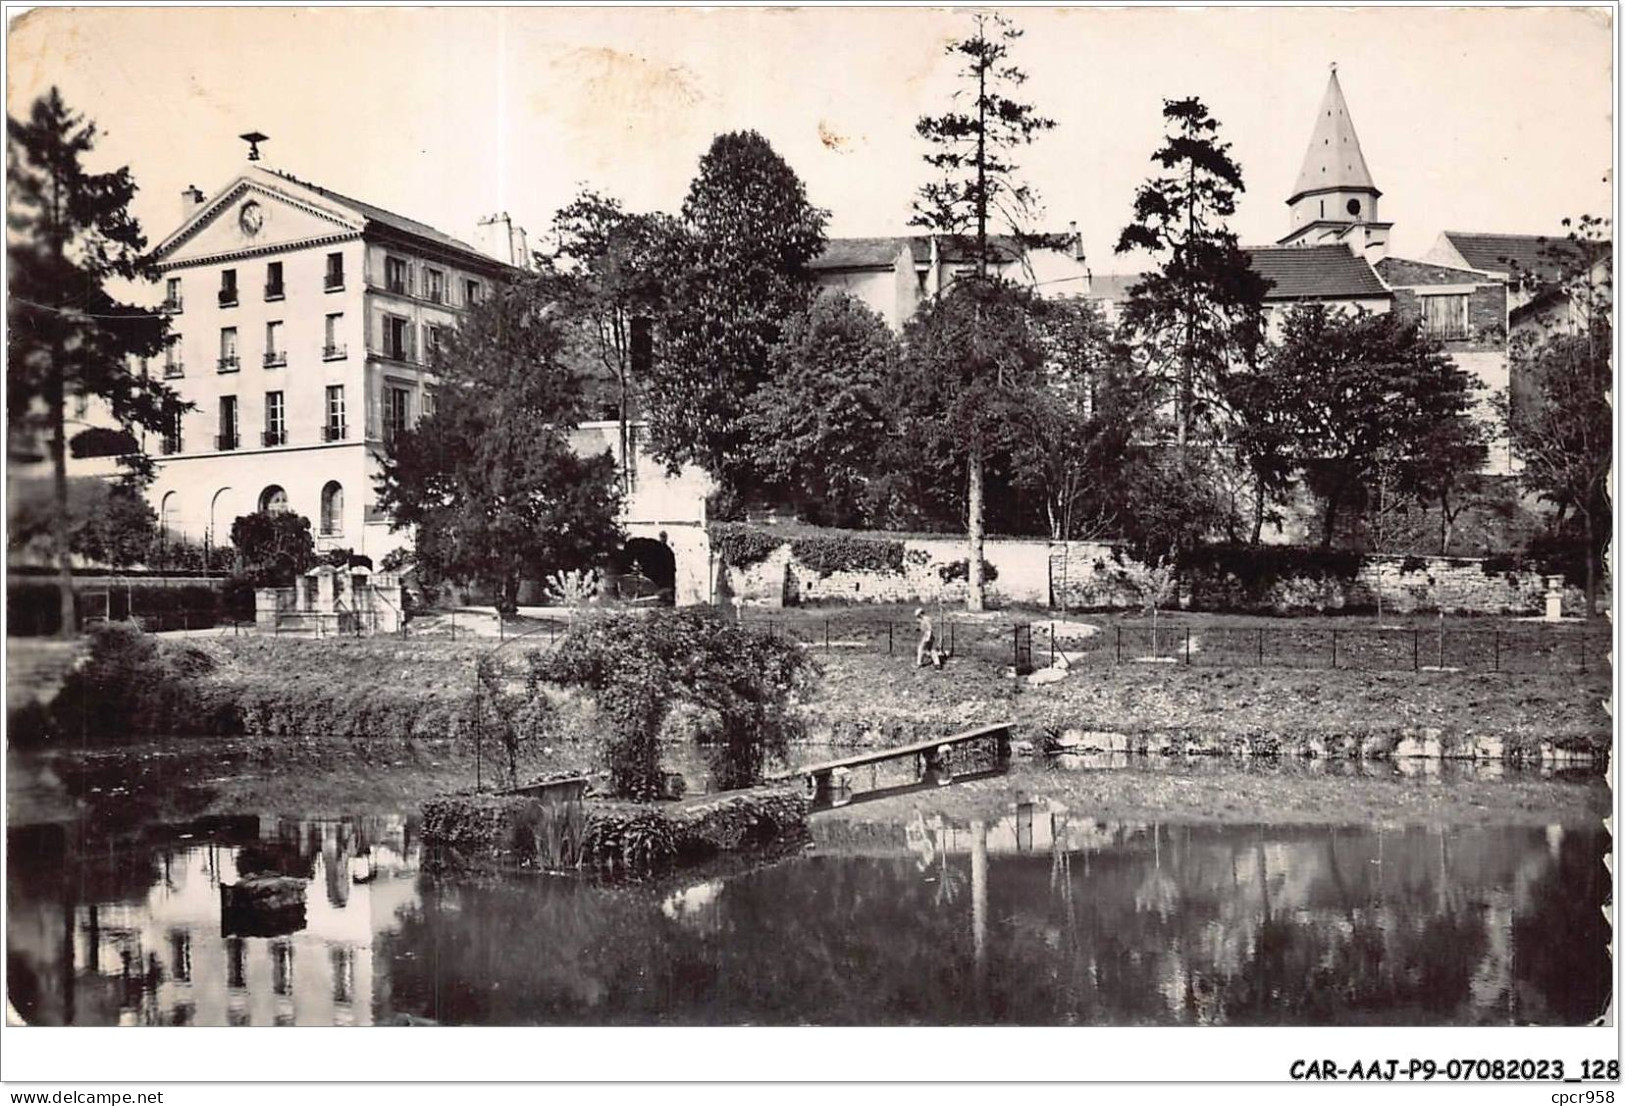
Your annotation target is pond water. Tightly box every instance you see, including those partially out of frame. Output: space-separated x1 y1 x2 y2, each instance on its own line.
8 803 1609 1026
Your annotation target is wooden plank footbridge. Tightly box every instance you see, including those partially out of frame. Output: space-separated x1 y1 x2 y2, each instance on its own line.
776 722 1015 810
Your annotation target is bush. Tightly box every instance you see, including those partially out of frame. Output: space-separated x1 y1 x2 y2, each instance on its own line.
537 609 819 797
1178 543 1365 611
937 558 998 585
50 623 226 740
789 533 905 578
710 523 784 569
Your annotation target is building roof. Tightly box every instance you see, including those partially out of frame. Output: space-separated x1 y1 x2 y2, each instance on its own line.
1083 272 1145 302
1289 68 1379 204
1374 256 1490 287
813 233 1066 272
1438 231 1594 282
262 167 495 262
808 237 908 271
1247 244 1390 300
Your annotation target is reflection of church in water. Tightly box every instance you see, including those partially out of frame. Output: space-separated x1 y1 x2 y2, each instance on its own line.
63 817 419 1027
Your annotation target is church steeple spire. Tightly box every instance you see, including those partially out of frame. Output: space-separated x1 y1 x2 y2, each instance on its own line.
1280 64 1389 256
1289 64 1379 204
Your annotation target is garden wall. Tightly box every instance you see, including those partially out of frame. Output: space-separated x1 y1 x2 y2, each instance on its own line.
718 526 1588 616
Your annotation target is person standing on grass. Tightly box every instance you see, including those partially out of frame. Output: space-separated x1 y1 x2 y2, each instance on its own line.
915 607 939 668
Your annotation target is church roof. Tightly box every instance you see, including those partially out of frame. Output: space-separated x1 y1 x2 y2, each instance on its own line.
1247 244 1390 301
1289 68 1379 204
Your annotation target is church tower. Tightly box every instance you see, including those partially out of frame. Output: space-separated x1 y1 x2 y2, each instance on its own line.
1279 65 1391 259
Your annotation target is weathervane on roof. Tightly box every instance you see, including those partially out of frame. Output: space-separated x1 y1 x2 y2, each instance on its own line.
239 132 268 162
1330 61 1338 74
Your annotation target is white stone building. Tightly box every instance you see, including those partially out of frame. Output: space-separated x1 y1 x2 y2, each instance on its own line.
139 162 521 562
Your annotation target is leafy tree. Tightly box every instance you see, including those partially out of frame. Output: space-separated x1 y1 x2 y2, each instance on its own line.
1221 364 1297 545
1115 97 1268 449
1269 305 1482 547
7 88 185 634
1410 417 1489 555
742 290 898 527
375 276 623 615
545 189 673 495
229 510 316 587
538 609 817 797
646 131 828 495
1500 218 1612 615
1010 297 1156 540
893 277 1047 560
911 12 1054 610
8 475 157 569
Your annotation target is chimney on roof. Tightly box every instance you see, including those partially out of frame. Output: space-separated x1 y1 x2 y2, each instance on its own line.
477 212 533 271
181 185 205 220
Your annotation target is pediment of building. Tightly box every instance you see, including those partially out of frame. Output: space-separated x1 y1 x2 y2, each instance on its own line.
153 176 363 269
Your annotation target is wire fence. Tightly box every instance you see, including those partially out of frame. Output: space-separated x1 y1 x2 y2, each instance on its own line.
738 617 1609 677
19 603 1608 677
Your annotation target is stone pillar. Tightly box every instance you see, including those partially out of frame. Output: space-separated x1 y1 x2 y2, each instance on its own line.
255 589 282 629
1544 576 1565 621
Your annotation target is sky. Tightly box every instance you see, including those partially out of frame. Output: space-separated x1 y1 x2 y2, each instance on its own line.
5 6 1615 273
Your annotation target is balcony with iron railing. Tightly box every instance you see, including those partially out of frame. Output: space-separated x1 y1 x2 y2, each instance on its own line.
218 288 238 308
325 272 345 292
262 428 287 447
265 281 285 301
323 422 348 442
323 343 347 361
163 295 183 314
160 436 183 456
162 361 184 379
264 350 287 368
217 355 240 373
216 432 239 452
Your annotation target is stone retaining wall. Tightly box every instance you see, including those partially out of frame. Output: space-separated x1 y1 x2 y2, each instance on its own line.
724 529 1589 616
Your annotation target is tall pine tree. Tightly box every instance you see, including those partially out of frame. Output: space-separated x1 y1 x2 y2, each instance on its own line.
8 88 183 635
1116 98 1267 450
912 12 1054 611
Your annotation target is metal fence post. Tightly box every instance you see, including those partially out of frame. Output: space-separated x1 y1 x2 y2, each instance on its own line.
887 621 893 655
1257 627 1264 666
1412 628 1419 671
1184 626 1192 665
1580 634 1587 674
1493 631 1500 673
1330 629 1337 669
1050 621 1056 667
1116 624 1122 663
450 612 456 642
825 618 830 653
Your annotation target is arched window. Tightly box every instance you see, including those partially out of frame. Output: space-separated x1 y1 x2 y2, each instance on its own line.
159 492 179 538
259 485 288 514
320 481 344 536
209 488 233 546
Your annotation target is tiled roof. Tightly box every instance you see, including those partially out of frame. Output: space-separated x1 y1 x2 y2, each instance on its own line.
1246 244 1389 300
1440 231 1596 282
1374 256 1489 287
808 237 907 270
264 168 495 262
813 233 1065 271
1083 272 1145 302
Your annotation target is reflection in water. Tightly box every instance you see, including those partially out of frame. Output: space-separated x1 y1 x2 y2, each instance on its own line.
7 807 1609 1026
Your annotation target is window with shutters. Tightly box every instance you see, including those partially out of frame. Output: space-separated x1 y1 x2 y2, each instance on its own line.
1420 293 1469 340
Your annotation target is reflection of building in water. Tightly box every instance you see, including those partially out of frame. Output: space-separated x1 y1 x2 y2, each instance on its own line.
59 816 419 1026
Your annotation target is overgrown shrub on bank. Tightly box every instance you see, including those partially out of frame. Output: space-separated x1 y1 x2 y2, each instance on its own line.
535 609 819 797
422 786 809 876
48 623 226 739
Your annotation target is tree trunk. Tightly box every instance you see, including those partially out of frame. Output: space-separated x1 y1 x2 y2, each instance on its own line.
1250 474 1265 546
50 373 76 638
966 445 986 612
1583 508 1597 618
1320 492 1339 549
